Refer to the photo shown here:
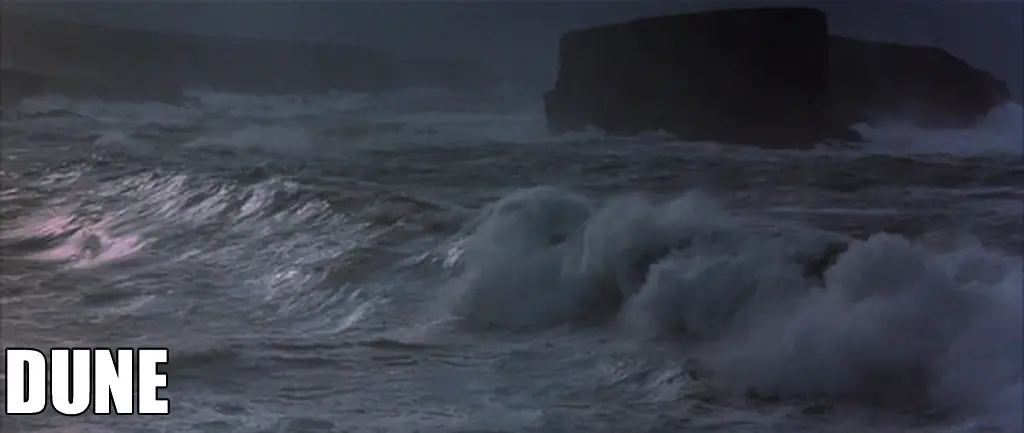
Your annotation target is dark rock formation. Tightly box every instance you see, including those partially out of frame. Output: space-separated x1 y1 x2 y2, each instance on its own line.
544 7 840 148
544 7 1011 147
0 10 494 104
827 36 1010 128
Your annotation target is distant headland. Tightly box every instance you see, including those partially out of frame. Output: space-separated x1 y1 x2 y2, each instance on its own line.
0 10 495 106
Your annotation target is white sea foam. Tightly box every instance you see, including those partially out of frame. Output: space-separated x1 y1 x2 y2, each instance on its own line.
445 186 1022 430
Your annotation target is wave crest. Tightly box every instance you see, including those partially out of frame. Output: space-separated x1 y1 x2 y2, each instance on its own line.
443 186 1022 428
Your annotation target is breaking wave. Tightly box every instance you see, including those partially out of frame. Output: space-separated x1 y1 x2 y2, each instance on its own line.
442 186 1022 430
3 88 1020 432
853 103 1024 156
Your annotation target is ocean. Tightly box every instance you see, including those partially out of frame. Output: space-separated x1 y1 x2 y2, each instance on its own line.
0 89 1021 432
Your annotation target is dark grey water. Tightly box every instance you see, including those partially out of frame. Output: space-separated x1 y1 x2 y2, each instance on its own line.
1 90 1022 433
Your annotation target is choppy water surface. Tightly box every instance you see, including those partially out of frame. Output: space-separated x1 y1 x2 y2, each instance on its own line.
1 90 1022 433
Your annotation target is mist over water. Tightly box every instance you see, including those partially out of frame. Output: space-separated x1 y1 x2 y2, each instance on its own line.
1 87 1020 432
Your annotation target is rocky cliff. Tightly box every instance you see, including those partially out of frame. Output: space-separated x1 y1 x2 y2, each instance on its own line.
827 36 1010 129
544 7 1011 148
0 11 494 105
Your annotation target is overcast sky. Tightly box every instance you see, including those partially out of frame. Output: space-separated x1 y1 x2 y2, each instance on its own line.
8 1 1022 97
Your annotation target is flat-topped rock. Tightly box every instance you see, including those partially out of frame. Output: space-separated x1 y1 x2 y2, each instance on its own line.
544 7 1011 148
544 7 840 148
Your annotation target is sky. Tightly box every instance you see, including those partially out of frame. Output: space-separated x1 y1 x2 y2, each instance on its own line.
7 1 1023 97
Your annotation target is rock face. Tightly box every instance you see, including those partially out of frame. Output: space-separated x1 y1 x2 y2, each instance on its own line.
544 7 1011 147
544 8 837 147
0 11 494 105
827 36 1010 128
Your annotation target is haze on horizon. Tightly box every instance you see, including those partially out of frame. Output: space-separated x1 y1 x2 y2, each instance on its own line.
6 1 1023 99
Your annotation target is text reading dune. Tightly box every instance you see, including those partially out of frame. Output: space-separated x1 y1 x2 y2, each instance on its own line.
5 348 169 415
